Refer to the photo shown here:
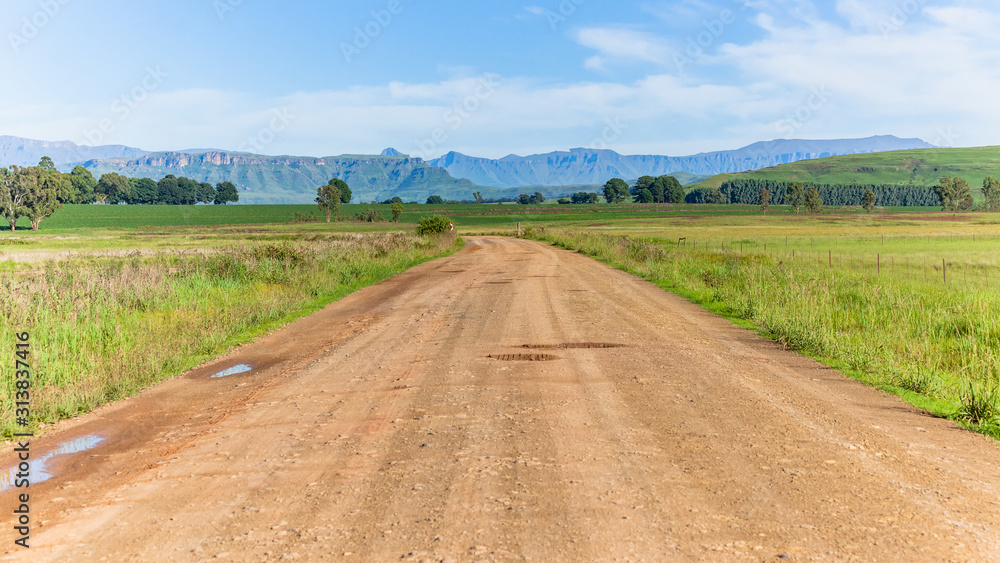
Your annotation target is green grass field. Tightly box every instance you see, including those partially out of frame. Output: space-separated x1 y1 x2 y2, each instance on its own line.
3 202 955 234
691 145 1000 195
527 223 1000 438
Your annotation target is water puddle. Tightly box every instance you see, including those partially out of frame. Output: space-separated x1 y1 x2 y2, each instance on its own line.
1 435 105 492
211 364 253 379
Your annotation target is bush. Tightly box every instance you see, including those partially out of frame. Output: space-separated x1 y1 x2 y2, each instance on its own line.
416 215 451 235
354 206 386 222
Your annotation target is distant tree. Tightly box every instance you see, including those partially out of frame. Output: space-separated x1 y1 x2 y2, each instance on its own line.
34 157 72 204
518 194 531 205
34 160 71 205
631 176 656 201
128 178 160 205
805 185 823 213
685 187 724 204
175 177 200 205
472 191 484 204
636 188 655 204
38 156 56 174
381 196 403 205
935 177 957 211
983 177 1000 212
954 178 973 211
571 191 599 204
214 181 239 205
602 178 630 203
316 182 342 222
95 173 131 204
705 189 725 204
426 195 444 205
557 198 571 204
195 182 215 204
760 187 771 215
531 192 545 204
157 175 180 205
67 166 98 204
786 182 805 213
656 175 685 204
391 201 404 222
23 168 61 231
324 178 351 203
0 166 32 231
648 180 665 203
861 188 876 213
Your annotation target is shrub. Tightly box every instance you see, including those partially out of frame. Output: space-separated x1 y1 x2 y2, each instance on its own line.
416 215 451 235
354 206 386 223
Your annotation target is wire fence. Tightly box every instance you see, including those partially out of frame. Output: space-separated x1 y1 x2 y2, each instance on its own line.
674 235 1000 291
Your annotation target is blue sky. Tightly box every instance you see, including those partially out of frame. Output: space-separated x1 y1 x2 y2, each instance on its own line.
2 0 998 158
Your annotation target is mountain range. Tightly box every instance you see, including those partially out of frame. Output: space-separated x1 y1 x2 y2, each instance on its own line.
0 135 934 203
427 136 934 189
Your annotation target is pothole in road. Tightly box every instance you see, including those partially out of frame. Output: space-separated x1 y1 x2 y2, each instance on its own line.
521 343 630 349
211 364 253 379
488 353 559 362
1 435 106 492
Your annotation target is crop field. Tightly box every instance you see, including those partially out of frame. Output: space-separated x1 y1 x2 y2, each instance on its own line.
5 202 940 233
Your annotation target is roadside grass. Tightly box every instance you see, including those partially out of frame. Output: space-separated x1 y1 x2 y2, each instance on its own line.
529 228 1000 439
0 232 461 439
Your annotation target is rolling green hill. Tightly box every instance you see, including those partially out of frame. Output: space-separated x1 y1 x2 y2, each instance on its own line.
690 146 1000 196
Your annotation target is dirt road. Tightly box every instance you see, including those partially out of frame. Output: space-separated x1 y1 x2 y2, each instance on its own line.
3 237 1000 561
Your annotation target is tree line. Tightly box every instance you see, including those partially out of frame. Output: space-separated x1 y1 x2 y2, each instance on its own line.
713 178 942 207
10 157 242 206
602 175 685 204
0 157 245 231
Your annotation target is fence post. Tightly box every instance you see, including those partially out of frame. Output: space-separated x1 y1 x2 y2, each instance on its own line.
878 254 880 275
943 258 947 284
829 250 832 268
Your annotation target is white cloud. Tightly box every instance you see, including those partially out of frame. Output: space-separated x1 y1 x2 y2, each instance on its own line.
575 27 673 70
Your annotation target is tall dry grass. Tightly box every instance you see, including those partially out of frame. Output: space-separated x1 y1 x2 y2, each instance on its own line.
1 233 458 438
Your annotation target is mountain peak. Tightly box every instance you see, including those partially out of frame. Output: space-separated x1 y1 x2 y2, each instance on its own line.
380 147 405 157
